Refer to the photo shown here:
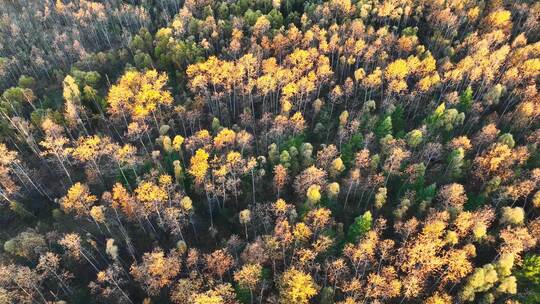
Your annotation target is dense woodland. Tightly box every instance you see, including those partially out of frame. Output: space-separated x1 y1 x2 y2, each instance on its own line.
0 0 539 303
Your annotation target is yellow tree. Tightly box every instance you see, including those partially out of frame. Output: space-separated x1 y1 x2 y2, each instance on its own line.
59 182 97 217
213 128 236 150
279 268 318 304
234 263 262 302
107 70 173 125
385 58 409 94
135 180 168 216
72 135 115 182
189 148 209 185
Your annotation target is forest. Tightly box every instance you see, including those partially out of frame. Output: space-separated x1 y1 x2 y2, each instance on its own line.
0 0 539 303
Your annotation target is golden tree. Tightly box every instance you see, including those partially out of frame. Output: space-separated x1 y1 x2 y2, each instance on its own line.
279 268 318 304
59 183 97 217
189 148 209 184
130 248 181 296
234 263 262 301
107 70 173 123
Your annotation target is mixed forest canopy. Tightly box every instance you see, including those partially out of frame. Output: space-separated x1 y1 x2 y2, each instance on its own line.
0 0 540 303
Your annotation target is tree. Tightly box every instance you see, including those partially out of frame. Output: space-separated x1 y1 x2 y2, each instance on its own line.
234 263 262 302
130 248 181 296
405 129 423 148
306 184 321 205
107 70 173 123
63 75 83 128
438 183 467 212
3 230 46 260
214 128 236 149
239 209 251 239
374 187 387 209
459 86 473 112
59 183 97 217
347 211 372 243
294 166 327 197
500 207 525 226
326 182 340 200
425 292 453 304
460 263 499 302
375 116 392 138
279 268 318 304
273 164 288 197
205 249 234 280
515 254 540 303
39 118 74 183
0 143 22 205
189 148 209 184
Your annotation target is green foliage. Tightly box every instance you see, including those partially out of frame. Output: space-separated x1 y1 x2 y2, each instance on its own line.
134 51 154 70
155 29 205 70
427 103 465 132
18 75 36 89
1 87 26 114
280 150 291 168
234 284 252 304
319 286 335 304
130 28 154 53
30 108 64 127
9 201 34 219
268 143 280 165
375 115 392 138
70 69 101 88
459 86 473 112
391 105 405 137
346 211 372 243
464 193 486 211
3 229 45 259
447 148 465 179
267 9 284 28
281 134 306 151
341 133 363 167
516 255 540 285
515 255 540 303
498 133 515 148
405 129 423 148
244 9 263 26
417 183 437 203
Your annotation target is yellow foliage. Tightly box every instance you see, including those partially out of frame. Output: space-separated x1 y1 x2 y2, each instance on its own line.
234 263 262 290
306 184 321 204
111 183 135 217
385 59 409 79
107 70 172 121
293 222 312 242
73 135 103 162
172 135 184 151
60 182 97 216
189 149 209 184
135 181 168 206
363 67 382 88
214 128 236 149
279 268 318 304
487 10 512 29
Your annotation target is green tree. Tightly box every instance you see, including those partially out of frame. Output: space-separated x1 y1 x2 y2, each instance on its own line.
346 211 372 243
516 254 540 303
459 86 473 112
375 115 392 138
